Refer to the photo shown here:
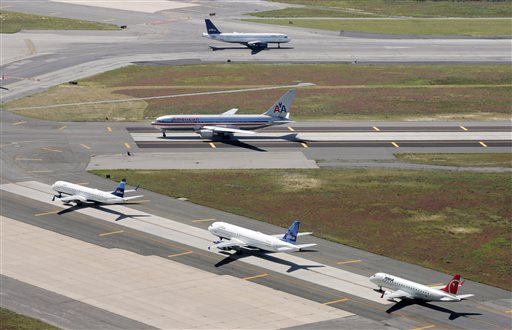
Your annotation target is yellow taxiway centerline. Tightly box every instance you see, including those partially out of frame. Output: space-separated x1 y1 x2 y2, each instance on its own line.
12 121 27 126
411 325 435 330
191 218 216 223
427 283 444 287
30 170 54 173
391 142 400 148
80 144 91 150
242 273 268 281
323 298 349 305
288 127 295 132
34 210 61 217
42 147 62 153
99 230 125 237
15 157 42 161
479 141 488 147
168 251 193 258
373 126 380 131
107 127 112 133
209 142 216 149
124 142 131 149
58 125 67 131
301 142 308 148
336 259 362 265
460 126 468 131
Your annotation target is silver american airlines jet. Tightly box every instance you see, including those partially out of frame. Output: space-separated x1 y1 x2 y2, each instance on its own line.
152 89 295 139
202 19 290 50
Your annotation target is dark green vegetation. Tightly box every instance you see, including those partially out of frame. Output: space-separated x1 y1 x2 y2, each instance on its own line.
396 153 512 168
0 307 60 330
0 10 119 33
92 169 512 290
245 18 512 36
256 0 512 18
7 64 511 121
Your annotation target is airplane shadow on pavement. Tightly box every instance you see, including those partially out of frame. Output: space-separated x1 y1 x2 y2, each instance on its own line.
386 299 482 320
57 204 151 221
208 45 294 55
214 248 322 273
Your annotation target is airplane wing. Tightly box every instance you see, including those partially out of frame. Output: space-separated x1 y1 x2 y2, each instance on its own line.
202 126 256 135
214 238 247 250
221 108 238 115
384 290 414 300
246 40 267 49
59 195 88 203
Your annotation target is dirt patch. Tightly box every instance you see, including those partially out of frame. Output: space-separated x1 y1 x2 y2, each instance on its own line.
447 227 482 235
279 173 323 191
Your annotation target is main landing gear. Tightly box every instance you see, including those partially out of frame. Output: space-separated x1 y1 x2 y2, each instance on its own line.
162 131 166 138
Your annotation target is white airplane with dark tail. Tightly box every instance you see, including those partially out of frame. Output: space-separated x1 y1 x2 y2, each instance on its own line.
202 19 290 50
51 179 143 205
370 273 474 302
208 220 316 254
152 89 295 139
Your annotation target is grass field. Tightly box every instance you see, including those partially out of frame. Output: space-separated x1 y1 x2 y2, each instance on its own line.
91 168 512 290
257 0 512 18
6 64 511 122
0 307 60 330
244 18 512 36
395 153 512 168
0 10 119 33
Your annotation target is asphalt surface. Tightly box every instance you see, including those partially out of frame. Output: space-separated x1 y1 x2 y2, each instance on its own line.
0 1 511 329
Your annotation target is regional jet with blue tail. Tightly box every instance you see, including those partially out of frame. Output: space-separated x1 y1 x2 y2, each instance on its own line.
202 19 290 50
152 89 295 139
51 179 143 205
208 220 316 253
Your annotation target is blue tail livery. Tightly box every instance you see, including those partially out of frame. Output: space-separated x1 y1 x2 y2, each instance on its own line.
281 220 300 244
205 19 221 34
111 179 127 197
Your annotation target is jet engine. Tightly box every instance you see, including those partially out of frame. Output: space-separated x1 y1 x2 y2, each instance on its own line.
199 129 214 139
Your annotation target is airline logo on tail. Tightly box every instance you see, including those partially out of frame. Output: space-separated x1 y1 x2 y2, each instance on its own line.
112 179 127 197
274 102 287 114
441 274 463 294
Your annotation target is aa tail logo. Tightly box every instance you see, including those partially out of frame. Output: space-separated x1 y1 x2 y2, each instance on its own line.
274 102 287 113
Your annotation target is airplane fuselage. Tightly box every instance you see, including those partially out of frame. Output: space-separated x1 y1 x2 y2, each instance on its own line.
52 181 126 204
202 32 290 46
370 273 463 302
209 222 300 252
152 114 289 132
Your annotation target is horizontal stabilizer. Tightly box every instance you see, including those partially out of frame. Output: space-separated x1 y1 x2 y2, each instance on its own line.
456 294 474 300
296 243 316 250
202 126 256 135
221 108 238 115
123 195 144 201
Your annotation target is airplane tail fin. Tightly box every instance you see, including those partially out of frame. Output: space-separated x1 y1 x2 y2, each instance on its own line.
263 89 295 119
205 19 221 34
281 220 300 244
111 179 127 197
441 274 463 294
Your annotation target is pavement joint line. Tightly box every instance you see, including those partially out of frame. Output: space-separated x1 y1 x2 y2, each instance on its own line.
98 230 125 237
288 127 295 132
460 126 468 131
323 298 350 305
504 310 512 314
58 125 67 130
107 127 112 133
391 142 400 148
301 142 308 148
15 157 42 161
42 147 62 153
168 250 193 258
336 259 362 265
411 325 435 330
191 218 216 223
209 142 216 149
124 142 131 149
242 273 269 281
373 126 380 131
30 170 54 173
12 121 27 126
80 144 91 150
479 141 488 147
34 210 61 217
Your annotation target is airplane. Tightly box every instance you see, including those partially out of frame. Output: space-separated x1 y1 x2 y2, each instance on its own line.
370 272 474 302
202 19 290 50
208 220 316 254
152 89 295 139
51 179 143 205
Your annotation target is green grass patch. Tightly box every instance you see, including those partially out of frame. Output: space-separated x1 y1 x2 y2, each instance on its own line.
6 64 511 121
0 307 61 330
261 0 512 18
244 18 512 36
0 10 119 33
91 168 512 290
396 153 512 168
250 7 376 18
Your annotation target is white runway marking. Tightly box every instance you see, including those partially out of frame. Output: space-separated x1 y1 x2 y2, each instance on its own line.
1 181 390 304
